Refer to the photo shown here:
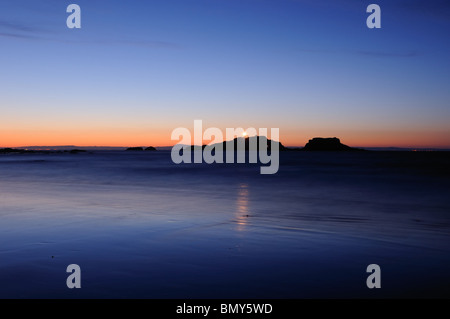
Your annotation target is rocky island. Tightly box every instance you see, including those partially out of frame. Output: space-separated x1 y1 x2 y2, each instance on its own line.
186 136 363 152
126 146 157 151
301 137 364 151
189 136 288 152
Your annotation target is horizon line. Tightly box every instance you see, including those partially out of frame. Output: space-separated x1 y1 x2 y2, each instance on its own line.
3 144 450 151
2 136 450 150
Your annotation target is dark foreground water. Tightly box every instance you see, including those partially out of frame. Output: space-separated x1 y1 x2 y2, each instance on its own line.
0 151 449 298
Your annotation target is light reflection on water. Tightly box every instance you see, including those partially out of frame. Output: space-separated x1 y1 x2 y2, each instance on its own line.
235 183 249 231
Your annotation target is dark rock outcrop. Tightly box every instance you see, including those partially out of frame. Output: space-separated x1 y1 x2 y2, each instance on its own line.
145 146 156 151
301 137 364 151
0 148 25 154
189 136 287 152
126 147 144 151
0 148 55 154
68 149 87 154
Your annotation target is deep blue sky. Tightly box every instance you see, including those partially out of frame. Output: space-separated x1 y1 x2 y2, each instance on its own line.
1 0 449 147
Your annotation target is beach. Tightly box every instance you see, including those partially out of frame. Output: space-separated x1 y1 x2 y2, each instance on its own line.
0 151 449 298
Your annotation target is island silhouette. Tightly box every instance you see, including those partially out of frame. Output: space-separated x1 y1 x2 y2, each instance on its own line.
0 148 88 154
301 137 364 151
1 138 363 154
185 136 363 152
126 146 157 151
188 135 288 152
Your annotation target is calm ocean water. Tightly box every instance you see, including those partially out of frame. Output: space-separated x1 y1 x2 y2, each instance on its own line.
0 151 449 298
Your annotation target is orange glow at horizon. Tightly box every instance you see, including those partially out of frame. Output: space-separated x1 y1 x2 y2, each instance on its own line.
1 129 173 148
2 128 450 149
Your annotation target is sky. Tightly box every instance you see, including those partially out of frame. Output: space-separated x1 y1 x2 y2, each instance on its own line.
1 0 449 148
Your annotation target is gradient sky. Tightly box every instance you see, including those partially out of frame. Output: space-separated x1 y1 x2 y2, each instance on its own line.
1 0 449 148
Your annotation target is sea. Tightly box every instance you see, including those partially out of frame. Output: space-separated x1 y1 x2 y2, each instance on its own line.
0 150 449 298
